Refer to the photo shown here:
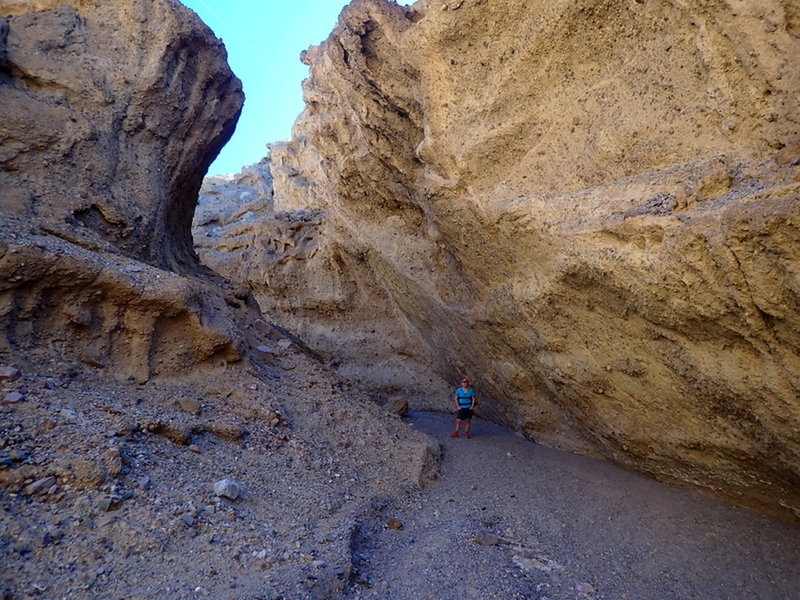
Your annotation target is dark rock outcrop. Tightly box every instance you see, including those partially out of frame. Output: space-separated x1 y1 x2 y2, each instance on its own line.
0 0 251 380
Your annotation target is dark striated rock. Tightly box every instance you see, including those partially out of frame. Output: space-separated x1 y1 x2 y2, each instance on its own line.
0 366 21 383
213 479 240 501
0 0 256 382
24 476 56 496
3 392 24 405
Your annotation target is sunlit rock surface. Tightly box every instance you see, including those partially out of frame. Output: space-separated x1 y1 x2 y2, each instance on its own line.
199 0 800 521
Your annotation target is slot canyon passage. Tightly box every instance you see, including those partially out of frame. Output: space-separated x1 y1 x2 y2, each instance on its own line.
1 0 799 598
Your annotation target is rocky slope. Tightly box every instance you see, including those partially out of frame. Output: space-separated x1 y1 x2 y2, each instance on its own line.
0 350 438 599
197 0 800 522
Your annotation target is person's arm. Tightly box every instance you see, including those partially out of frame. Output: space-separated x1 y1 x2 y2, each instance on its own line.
470 390 476 409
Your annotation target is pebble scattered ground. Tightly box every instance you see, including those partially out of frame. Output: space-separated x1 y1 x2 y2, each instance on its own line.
0 357 435 600
345 412 800 600
3 356 798 600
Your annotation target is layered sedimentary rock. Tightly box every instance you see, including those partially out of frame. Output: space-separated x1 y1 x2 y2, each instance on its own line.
0 0 252 380
205 0 800 521
195 157 452 400
0 5 445 596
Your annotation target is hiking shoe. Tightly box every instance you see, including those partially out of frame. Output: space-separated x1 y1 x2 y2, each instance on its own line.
450 432 459 438
464 433 471 439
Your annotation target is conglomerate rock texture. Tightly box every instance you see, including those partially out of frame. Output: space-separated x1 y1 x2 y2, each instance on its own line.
201 0 800 522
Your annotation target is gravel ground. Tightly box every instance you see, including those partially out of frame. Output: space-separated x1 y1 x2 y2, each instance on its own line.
345 411 800 600
3 365 798 600
0 357 438 600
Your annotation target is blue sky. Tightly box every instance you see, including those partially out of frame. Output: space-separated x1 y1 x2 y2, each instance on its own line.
180 0 413 175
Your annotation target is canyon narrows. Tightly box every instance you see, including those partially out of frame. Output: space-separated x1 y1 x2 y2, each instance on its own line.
1 0 799 598
196 0 800 523
0 2 438 598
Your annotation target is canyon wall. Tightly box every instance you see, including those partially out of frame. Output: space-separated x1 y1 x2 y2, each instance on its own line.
202 0 800 521
0 5 443 596
0 0 256 381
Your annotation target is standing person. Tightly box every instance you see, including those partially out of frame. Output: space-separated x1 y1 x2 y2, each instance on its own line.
451 378 476 438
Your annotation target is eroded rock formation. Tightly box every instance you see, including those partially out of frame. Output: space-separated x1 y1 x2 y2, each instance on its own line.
200 0 800 521
1 0 242 270
0 0 254 380
195 157 452 400
0 4 442 596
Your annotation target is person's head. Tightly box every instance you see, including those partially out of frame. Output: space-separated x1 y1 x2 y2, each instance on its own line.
461 377 470 387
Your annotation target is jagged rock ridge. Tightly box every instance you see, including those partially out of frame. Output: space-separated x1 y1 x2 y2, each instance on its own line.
198 0 800 522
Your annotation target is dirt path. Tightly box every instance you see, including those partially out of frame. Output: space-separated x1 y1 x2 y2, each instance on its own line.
344 412 800 600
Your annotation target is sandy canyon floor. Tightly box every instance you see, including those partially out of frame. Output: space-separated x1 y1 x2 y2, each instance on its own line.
345 412 800 600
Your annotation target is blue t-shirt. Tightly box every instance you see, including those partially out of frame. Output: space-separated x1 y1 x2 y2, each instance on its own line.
454 387 475 408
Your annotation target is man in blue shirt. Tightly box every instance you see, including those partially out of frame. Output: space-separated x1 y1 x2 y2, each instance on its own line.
451 378 476 438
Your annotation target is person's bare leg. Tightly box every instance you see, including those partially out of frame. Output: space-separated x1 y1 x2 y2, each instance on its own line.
464 419 472 438
452 418 462 436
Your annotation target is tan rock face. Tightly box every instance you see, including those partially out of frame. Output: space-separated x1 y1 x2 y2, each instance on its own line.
0 0 242 271
0 5 452 596
192 159 275 252
195 157 454 401
228 0 800 520
0 0 253 380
